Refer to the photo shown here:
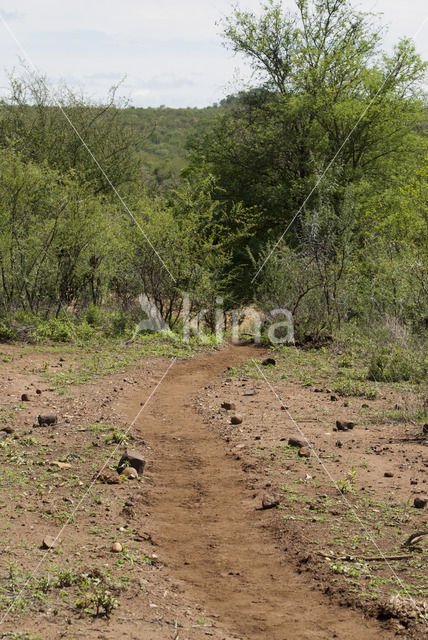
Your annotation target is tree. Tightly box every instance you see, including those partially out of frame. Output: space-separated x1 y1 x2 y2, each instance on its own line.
0 70 142 195
188 0 427 270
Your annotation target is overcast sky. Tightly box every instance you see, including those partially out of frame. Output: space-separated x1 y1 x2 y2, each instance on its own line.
0 1 427 108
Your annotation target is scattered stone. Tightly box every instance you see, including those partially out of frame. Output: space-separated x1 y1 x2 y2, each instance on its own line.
38 414 58 426
410 478 418 485
230 414 243 425
361 404 369 409
298 446 311 458
111 542 122 553
21 393 30 402
118 448 145 475
281 405 289 411
123 467 138 480
384 471 394 478
67 453 81 461
336 420 355 432
335 440 343 448
50 461 72 469
221 401 236 411
42 536 58 549
261 357 276 366
243 389 255 396
99 470 120 485
262 495 279 510
413 496 428 509
288 437 305 449
36 389 42 395
330 395 337 402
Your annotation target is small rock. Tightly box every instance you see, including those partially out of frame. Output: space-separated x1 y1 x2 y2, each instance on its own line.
410 478 418 485
99 470 120 485
3 426 14 434
288 437 305 449
243 389 255 396
414 496 428 509
361 403 369 409
336 420 355 431
118 448 145 475
38 414 58 426
36 389 42 395
111 542 122 553
50 461 72 469
21 393 30 402
262 358 276 366
281 405 289 411
42 536 58 549
423 424 428 435
230 414 243 425
330 395 337 402
384 471 394 478
221 401 236 411
298 446 311 458
123 467 138 480
262 495 279 510
0 431 8 440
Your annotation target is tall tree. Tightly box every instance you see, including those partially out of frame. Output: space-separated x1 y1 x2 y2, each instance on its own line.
188 0 427 259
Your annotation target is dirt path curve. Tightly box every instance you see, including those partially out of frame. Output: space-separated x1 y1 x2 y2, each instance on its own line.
125 344 394 640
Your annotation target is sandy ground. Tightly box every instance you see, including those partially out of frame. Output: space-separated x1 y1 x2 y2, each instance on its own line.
0 342 426 639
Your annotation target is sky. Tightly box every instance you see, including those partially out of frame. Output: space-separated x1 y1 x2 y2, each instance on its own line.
0 1 427 109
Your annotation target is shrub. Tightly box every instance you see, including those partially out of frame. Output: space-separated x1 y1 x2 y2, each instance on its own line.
33 318 74 343
0 320 16 342
84 304 102 327
368 346 427 383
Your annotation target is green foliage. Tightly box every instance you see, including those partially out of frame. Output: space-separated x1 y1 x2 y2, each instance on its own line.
76 574 119 618
122 105 219 192
188 0 428 306
105 427 129 446
0 320 16 341
368 346 427 383
0 4 426 351
0 71 141 194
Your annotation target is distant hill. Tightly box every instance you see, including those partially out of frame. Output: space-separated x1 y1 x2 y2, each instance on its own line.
122 105 220 191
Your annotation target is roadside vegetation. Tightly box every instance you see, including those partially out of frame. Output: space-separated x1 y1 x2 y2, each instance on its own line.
0 0 426 372
1 1 426 636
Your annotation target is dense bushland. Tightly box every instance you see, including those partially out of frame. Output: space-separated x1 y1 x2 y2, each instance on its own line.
0 0 426 376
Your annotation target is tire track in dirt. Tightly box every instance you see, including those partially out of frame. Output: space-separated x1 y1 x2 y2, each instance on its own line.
125 344 395 640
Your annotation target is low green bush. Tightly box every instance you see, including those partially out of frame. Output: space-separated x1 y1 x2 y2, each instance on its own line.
368 346 427 383
0 320 16 342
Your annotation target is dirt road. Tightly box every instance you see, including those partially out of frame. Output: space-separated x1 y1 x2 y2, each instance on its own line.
123 344 395 640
